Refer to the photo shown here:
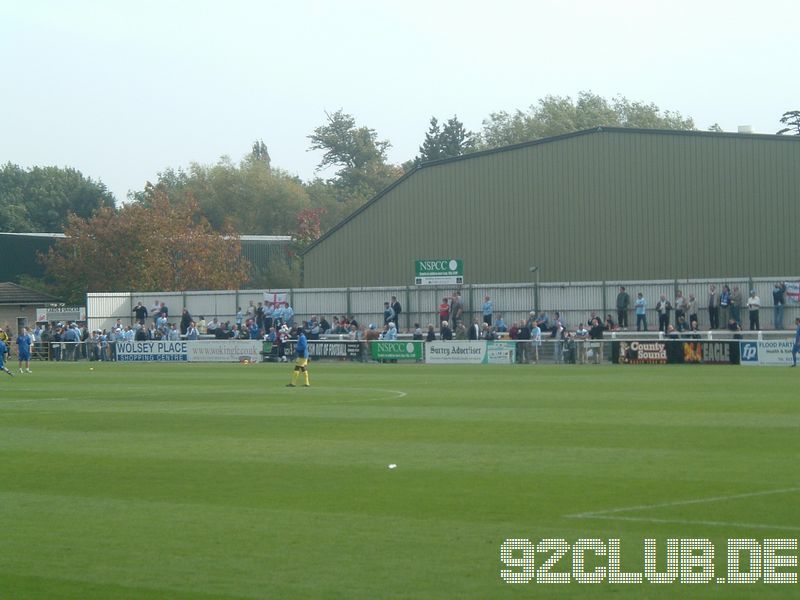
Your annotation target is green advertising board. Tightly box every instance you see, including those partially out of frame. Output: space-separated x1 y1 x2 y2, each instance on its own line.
414 259 463 285
369 341 424 361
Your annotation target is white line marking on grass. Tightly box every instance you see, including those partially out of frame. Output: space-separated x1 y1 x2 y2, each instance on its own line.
569 515 800 532
568 486 800 518
565 486 800 531
0 397 69 404
329 388 407 403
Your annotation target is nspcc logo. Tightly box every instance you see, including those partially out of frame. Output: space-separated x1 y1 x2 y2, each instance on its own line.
741 342 758 362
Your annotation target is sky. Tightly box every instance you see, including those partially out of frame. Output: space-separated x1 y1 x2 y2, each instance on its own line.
2 0 797 203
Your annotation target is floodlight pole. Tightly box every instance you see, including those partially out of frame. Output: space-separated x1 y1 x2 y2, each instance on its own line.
529 266 540 315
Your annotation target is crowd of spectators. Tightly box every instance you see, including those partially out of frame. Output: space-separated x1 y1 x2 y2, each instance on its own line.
5 282 791 363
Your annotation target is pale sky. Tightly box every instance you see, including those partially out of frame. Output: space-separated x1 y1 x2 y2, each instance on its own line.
2 0 797 203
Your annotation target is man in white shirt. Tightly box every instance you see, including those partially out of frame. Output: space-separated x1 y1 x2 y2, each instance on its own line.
747 290 761 331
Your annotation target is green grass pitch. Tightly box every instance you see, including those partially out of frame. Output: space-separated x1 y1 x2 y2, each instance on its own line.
1 361 798 598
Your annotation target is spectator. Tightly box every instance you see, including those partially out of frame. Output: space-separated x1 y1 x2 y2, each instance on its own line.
747 289 761 331
550 312 565 337
426 324 436 342
272 302 284 327
319 316 332 334
390 295 402 327
531 320 542 364
635 293 648 332
282 302 294 327
575 322 589 363
708 284 720 329
88 330 101 362
482 295 493 326
246 300 256 324
440 320 453 341
517 319 531 364
730 286 743 325
450 292 464 327
308 317 321 340
150 299 161 325
616 286 630 329
686 293 698 326
156 312 168 337
364 323 380 361
674 290 687 325
51 325 62 361
187 321 199 340
604 314 617 332
688 319 701 339
180 308 193 335
467 318 481 341
774 282 787 330
495 315 508 333
64 323 81 360
588 317 604 363
264 302 275 332
133 301 148 325
383 302 395 326
197 316 207 334
438 297 450 325
719 285 731 327
412 323 423 341
553 319 565 363
656 294 672 333
727 318 742 340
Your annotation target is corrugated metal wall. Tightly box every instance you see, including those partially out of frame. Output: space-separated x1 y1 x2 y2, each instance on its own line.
303 129 800 288
87 276 800 334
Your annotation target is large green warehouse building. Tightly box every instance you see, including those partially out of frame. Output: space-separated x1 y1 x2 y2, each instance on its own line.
303 127 800 287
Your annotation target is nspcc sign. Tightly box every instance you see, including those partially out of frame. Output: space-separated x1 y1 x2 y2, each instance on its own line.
415 259 463 285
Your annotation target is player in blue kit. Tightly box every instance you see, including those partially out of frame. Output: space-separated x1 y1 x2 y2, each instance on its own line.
286 328 310 387
17 326 33 373
792 318 800 367
0 338 13 376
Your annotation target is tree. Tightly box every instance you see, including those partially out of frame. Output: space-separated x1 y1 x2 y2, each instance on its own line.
440 116 475 158
0 163 115 232
132 153 310 237
417 117 445 163
249 139 271 168
478 91 695 149
307 110 400 204
413 116 475 167
41 189 249 304
777 110 800 135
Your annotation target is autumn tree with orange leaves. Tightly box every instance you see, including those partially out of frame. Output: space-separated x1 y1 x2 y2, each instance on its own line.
42 189 250 303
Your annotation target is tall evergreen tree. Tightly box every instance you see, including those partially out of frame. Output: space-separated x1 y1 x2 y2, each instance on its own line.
414 115 474 167
777 110 800 135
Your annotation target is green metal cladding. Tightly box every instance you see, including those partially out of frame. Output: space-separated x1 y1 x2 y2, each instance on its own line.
303 127 800 287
